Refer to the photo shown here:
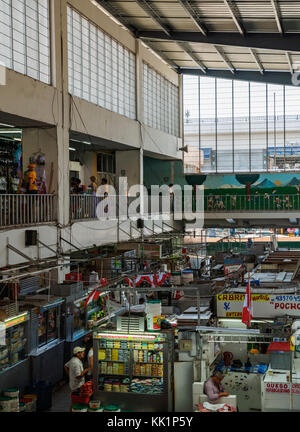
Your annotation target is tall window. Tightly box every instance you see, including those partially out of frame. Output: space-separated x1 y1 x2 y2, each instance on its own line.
0 0 50 84
143 62 179 137
67 7 136 120
184 75 300 173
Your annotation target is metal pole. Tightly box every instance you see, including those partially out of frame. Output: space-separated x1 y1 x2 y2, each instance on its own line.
274 92 276 169
290 347 293 411
266 84 269 171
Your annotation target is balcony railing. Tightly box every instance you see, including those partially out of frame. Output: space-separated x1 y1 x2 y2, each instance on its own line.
70 194 170 221
204 194 300 212
0 194 56 227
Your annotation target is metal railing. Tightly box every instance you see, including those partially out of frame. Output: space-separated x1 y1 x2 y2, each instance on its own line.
205 194 300 212
70 194 172 221
0 194 56 227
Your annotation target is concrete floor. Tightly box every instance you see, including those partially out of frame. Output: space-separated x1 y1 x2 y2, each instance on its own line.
46 382 71 412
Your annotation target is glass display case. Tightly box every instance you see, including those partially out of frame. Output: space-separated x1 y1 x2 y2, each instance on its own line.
0 312 29 372
38 307 59 348
93 329 174 412
69 292 109 341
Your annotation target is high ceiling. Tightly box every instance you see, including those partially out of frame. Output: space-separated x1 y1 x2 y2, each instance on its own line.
95 0 300 82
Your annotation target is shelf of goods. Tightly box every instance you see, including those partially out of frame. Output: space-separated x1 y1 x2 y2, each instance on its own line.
93 330 174 412
0 313 28 373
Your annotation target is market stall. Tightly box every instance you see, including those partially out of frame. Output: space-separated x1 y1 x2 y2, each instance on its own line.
19 295 65 386
92 329 174 412
0 311 31 391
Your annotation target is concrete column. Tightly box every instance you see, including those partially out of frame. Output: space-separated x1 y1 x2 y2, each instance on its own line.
135 39 144 219
115 150 142 189
50 0 70 227
178 73 184 140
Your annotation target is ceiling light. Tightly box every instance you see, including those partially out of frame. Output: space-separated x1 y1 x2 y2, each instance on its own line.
69 147 76 151
70 139 91 145
0 123 15 128
0 130 21 134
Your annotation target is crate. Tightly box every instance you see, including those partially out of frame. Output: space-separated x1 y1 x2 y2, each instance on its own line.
71 394 92 405
52 282 83 297
270 351 290 370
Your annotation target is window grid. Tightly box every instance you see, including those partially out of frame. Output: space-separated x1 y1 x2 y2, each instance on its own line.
142 62 179 137
0 0 50 84
184 75 300 174
67 6 136 121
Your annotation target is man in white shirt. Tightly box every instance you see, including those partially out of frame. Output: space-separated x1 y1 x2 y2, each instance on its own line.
64 346 89 410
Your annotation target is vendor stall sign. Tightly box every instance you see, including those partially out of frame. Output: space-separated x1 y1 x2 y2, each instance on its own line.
217 294 270 302
217 294 300 318
4 312 28 329
224 258 243 275
265 383 300 394
94 332 167 342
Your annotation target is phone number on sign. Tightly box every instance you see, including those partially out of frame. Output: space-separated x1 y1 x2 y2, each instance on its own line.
271 296 300 302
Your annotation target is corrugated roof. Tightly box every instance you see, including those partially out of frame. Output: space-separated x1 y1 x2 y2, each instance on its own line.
94 0 300 73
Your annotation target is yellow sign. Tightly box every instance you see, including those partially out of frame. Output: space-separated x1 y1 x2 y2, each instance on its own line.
217 294 270 302
225 312 242 318
290 336 295 352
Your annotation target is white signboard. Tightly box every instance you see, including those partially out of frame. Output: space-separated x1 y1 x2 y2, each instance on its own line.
216 293 300 318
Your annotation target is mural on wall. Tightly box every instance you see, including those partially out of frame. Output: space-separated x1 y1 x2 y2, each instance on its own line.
203 173 300 196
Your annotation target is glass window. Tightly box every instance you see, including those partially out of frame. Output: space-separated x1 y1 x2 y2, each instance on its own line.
0 0 50 83
184 75 300 174
67 6 136 120
143 62 179 137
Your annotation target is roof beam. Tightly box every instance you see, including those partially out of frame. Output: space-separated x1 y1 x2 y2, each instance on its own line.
143 40 178 69
223 0 244 35
177 42 207 73
135 0 172 37
138 31 300 53
270 0 283 34
178 68 295 86
177 0 207 35
95 0 137 34
285 52 294 75
96 1 178 71
249 48 264 74
214 46 235 74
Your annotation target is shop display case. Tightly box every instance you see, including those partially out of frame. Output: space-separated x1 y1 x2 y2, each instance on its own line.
63 291 109 342
18 296 64 354
93 329 174 412
0 312 29 373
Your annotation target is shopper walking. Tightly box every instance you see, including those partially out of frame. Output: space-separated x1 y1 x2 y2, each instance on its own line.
64 346 89 411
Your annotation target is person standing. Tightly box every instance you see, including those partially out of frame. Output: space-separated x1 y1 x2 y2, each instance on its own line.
64 346 89 411
24 164 38 194
89 176 98 195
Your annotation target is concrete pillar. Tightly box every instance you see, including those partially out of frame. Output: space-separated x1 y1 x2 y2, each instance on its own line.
178 74 184 140
50 0 70 227
115 150 142 189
